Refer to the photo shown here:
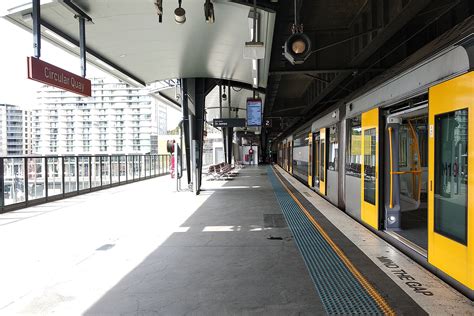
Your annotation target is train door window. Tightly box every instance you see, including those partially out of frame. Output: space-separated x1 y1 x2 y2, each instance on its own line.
328 125 338 171
320 137 325 182
292 134 309 181
308 133 313 186
346 116 362 177
314 133 320 188
289 143 292 172
399 127 408 167
364 128 376 204
434 109 468 244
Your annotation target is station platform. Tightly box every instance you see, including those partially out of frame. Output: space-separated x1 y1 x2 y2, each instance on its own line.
0 165 472 315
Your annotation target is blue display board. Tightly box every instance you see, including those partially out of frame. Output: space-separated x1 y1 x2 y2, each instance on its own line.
246 98 262 126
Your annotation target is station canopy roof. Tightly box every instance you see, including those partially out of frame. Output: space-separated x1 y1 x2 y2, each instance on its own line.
2 0 275 89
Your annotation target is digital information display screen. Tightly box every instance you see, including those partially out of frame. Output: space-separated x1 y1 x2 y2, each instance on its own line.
246 99 262 126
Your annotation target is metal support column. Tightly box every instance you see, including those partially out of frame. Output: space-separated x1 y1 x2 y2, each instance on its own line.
44 158 49 200
223 129 227 163
219 84 226 163
78 16 86 77
181 78 191 184
194 78 206 194
32 0 41 58
227 81 233 164
227 127 233 164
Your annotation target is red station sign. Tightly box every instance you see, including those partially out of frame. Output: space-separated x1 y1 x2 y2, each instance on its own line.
27 56 92 97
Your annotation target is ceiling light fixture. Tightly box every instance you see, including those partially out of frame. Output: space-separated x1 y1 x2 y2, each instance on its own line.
175 0 186 24
204 0 215 23
222 86 227 101
283 0 312 65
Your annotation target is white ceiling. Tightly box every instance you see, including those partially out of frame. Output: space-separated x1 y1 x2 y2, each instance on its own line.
3 0 275 88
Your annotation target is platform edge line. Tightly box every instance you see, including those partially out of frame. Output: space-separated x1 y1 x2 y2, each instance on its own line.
272 166 396 316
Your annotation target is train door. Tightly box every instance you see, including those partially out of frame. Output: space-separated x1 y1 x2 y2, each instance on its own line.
385 101 428 252
428 72 473 289
308 133 313 186
361 108 380 229
385 104 428 252
313 132 320 190
289 141 293 174
319 128 327 195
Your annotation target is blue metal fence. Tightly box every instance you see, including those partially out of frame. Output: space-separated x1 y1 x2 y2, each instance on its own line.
0 154 171 213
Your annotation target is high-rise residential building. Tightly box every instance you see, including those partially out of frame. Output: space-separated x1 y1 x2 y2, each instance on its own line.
31 78 168 155
0 104 32 156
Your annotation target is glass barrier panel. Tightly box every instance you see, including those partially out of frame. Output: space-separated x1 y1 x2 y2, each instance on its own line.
91 157 101 188
101 156 110 186
111 156 120 184
119 156 126 181
128 156 134 180
78 157 90 191
151 156 156 176
28 157 45 201
140 156 145 178
134 156 140 179
4 158 25 205
64 157 77 193
144 156 150 177
47 157 63 196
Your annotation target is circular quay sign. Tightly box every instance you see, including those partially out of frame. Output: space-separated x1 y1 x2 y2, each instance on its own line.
27 56 92 97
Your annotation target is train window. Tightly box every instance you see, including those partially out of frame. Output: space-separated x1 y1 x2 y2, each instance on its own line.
328 125 338 171
292 134 309 181
399 127 408 167
346 116 362 177
320 138 325 182
434 109 468 244
416 124 428 168
364 128 376 204
314 133 320 188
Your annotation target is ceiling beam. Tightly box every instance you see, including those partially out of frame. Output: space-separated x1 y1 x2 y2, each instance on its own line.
270 69 355 75
298 0 432 117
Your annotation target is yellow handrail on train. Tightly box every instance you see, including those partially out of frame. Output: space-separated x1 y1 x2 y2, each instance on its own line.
388 121 423 209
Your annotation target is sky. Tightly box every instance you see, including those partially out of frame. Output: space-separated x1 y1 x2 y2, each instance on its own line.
0 14 181 129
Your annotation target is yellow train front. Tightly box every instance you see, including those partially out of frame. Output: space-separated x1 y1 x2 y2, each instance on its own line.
277 25 474 300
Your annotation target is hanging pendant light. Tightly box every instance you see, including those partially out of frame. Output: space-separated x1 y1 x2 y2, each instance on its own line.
175 0 186 24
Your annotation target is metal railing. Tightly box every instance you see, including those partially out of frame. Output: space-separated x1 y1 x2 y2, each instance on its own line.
0 154 171 213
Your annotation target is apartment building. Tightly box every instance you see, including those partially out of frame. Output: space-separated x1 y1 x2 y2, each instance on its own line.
0 104 32 156
32 78 168 155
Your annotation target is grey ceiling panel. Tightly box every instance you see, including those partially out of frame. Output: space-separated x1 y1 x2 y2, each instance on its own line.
3 0 275 88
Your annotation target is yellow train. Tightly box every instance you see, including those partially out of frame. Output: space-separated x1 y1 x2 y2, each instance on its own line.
277 21 474 300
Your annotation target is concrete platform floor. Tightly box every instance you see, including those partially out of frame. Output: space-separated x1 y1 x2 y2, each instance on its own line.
0 166 325 315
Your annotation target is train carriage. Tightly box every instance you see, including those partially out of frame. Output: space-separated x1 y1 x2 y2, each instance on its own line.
277 20 474 299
